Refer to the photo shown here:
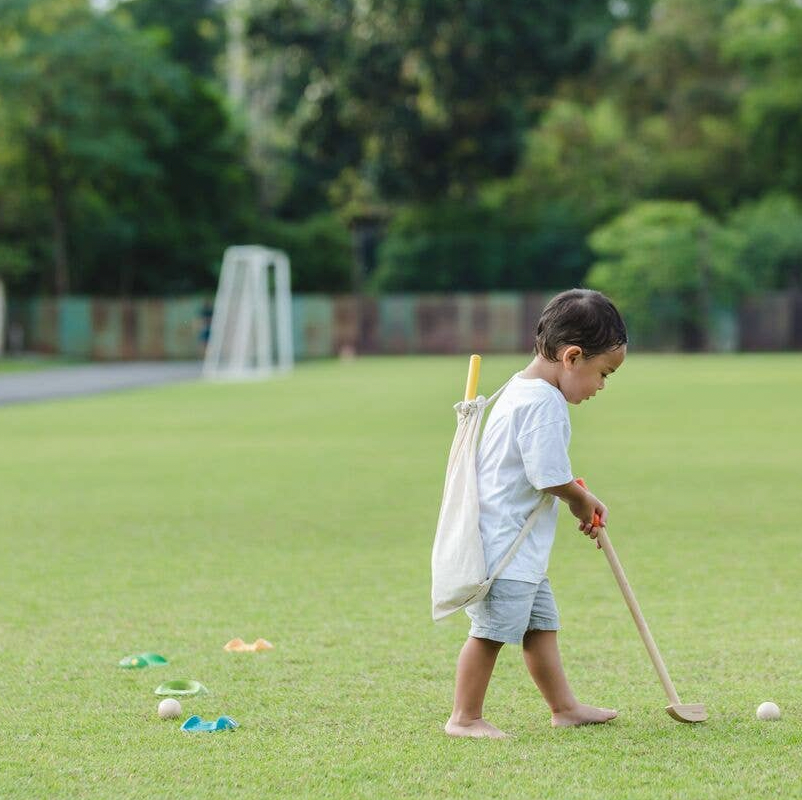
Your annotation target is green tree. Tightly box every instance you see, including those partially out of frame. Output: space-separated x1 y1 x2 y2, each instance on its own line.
0 99 36 283
497 100 652 225
70 76 259 295
587 201 742 349
372 198 591 292
261 214 352 292
245 0 652 216
726 193 802 290
721 0 802 197
0 0 260 295
121 0 226 79
592 0 745 213
0 0 184 293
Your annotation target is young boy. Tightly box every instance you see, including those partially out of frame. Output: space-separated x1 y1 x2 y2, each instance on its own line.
445 288 628 738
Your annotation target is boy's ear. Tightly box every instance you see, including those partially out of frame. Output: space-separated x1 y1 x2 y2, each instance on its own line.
562 345 582 367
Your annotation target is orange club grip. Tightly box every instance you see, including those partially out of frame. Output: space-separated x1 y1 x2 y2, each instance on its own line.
575 478 602 527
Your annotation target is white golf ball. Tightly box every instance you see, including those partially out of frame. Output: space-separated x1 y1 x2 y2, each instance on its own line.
756 701 780 721
158 698 182 719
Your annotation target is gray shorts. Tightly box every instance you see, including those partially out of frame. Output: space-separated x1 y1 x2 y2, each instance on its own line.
466 578 560 644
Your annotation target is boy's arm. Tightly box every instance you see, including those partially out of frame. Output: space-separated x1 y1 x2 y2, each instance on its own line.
542 479 608 546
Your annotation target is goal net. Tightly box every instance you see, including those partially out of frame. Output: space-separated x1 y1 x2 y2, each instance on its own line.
202 245 294 380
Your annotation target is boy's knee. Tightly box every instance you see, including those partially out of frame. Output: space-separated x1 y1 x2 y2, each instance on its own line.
470 635 505 650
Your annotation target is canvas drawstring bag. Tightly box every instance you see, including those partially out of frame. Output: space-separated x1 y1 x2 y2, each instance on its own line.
431 378 551 621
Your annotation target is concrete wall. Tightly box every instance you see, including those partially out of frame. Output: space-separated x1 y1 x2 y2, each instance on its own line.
6 291 802 360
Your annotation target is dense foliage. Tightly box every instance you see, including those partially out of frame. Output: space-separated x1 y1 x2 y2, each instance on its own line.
1 0 802 320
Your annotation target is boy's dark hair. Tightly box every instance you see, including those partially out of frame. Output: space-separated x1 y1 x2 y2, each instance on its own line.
534 289 628 361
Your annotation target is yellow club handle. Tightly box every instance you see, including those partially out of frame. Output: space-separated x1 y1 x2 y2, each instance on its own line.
464 354 482 401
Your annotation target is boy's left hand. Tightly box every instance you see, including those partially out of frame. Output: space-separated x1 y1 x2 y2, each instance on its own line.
579 492 609 550
543 479 607 548
574 479 606 548
578 517 604 549
569 492 607 548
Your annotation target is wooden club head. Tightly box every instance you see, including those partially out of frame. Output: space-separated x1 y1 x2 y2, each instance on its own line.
666 703 707 723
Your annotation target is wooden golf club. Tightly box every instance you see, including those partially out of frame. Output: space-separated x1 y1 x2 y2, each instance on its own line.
576 479 707 723
464 354 481 401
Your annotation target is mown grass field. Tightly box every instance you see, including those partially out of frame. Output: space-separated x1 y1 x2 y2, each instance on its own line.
1 354 800 799
0 356 82 373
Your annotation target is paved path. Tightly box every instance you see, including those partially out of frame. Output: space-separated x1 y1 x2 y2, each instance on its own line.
0 362 203 406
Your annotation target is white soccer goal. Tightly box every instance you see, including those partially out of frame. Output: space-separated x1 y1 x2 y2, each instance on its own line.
202 245 294 380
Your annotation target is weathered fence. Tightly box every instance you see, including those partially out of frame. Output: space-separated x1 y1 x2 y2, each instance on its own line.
6 291 802 360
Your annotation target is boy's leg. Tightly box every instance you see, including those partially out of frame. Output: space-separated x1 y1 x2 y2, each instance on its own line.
521 629 576 711
522 629 617 727
445 636 507 738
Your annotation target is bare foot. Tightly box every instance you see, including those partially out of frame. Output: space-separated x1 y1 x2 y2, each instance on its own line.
551 703 618 728
445 716 508 738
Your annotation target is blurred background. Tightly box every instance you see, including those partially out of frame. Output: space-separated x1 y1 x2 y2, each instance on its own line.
2 0 802 360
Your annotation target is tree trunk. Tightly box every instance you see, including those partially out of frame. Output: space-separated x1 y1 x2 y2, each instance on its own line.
226 0 247 107
51 192 70 296
688 227 714 352
679 288 706 352
41 145 70 295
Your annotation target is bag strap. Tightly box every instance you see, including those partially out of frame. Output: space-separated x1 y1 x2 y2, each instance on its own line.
454 374 515 414
487 493 553 582
482 371 550 582
486 374 515 406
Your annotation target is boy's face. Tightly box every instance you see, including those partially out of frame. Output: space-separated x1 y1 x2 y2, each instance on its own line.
558 345 626 404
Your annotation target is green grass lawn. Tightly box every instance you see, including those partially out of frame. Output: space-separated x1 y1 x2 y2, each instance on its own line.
1 354 801 799
0 356 83 372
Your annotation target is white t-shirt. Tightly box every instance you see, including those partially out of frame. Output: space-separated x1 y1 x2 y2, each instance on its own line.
477 374 573 583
